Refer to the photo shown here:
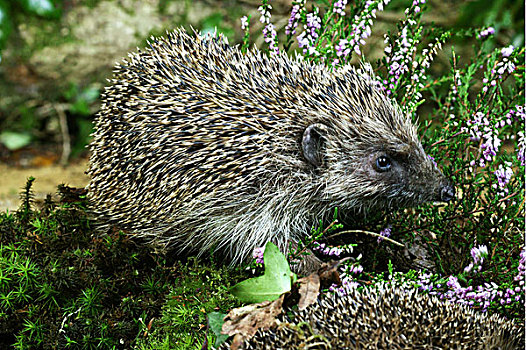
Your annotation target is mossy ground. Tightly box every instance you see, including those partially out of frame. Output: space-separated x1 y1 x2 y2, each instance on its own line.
0 178 243 349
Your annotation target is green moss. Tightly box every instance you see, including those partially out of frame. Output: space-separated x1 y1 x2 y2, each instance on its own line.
135 258 242 350
0 179 242 349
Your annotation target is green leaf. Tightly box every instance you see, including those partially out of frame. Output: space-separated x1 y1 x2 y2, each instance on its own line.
19 0 61 19
70 118 93 157
208 312 229 347
78 86 100 104
230 242 294 303
0 131 32 150
70 100 90 115
0 0 12 49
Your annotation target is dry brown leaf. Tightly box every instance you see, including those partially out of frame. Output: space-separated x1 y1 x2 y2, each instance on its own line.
222 294 285 349
296 273 320 311
318 260 343 288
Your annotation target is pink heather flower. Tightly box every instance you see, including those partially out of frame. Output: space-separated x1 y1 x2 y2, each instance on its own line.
334 0 347 16
253 247 264 264
262 23 279 55
493 162 513 195
427 155 437 168
258 5 271 23
471 245 488 263
377 225 392 243
447 276 461 289
297 32 309 48
312 242 351 257
258 1 279 55
336 0 390 62
307 46 319 56
350 264 363 274
306 12 321 37
495 58 516 76
464 109 512 168
517 131 525 166
464 263 474 273
240 16 249 30
481 135 500 162
465 245 488 273
478 27 495 39
335 39 350 57
382 22 418 95
285 3 302 35
296 8 322 55
501 45 514 57
418 246 525 312
329 275 360 295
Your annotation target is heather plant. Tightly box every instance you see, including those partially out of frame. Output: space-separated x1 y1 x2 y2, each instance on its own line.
240 0 525 323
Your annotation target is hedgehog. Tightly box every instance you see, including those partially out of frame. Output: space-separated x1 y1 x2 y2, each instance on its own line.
87 29 455 270
226 283 524 349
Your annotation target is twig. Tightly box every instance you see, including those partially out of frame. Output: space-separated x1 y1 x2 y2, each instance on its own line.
290 220 340 259
327 230 404 247
55 104 70 165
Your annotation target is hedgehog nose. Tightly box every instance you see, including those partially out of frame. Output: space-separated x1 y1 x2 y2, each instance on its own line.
440 184 455 202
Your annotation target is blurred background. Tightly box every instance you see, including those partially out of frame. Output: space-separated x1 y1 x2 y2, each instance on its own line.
0 0 523 211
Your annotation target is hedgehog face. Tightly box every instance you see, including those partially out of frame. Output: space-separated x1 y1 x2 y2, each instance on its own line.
357 144 455 209
302 122 454 212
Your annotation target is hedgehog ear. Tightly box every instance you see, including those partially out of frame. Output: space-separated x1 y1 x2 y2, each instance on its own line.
302 124 327 167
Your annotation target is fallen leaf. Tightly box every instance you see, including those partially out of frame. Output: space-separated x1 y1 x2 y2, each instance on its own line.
222 294 285 349
296 273 320 311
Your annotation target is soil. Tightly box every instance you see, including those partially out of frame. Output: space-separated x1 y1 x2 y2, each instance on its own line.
0 158 89 212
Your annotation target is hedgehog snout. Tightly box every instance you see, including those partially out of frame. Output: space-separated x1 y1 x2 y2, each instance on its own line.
439 182 455 202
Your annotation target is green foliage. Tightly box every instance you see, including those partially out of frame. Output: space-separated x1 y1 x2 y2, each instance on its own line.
0 179 242 349
62 83 99 156
0 0 12 51
457 0 524 47
208 312 229 347
134 258 241 350
63 84 100 117
18 0 62 18
0 2 100 157
0 131 32 151
201 12 235 40
230 242 296 303
0 0 62 60
0 82 99 153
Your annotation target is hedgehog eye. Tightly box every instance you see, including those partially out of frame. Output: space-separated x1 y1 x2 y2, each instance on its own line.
375 156 391 172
